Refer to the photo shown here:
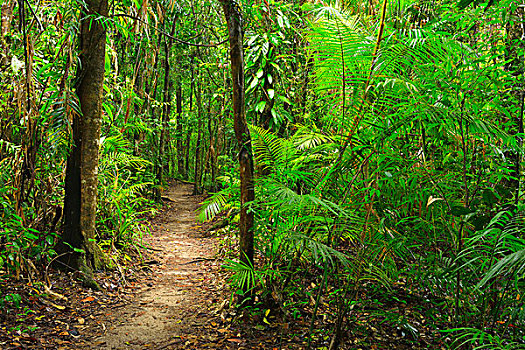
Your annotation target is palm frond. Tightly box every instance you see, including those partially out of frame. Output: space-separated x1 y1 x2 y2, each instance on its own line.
198 185 240 222
249 124 296 172
100 151 152 169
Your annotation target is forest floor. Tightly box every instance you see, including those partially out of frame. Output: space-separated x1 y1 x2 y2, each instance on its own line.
90 182 227 349
0 182 305 349
0 182 447 349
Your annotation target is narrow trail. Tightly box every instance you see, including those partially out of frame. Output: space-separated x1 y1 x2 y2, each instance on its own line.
94 183 223 349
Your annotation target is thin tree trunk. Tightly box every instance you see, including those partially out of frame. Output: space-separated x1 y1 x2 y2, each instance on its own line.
259 47 274 130
156 20 176 198
62 0 108 288
220 0 255 291
0 0 14 66
175 74 184 177
207 106 218 192
184 57 195 178
193 80 203 195
133 64 143 156
147 31 163 122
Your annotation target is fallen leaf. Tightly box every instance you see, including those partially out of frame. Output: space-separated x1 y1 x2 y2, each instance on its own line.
227 338 242 343
81 296 95 303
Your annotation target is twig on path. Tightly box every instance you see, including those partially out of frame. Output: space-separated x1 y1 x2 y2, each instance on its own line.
180 257 217 265
141 245 163 252
204 218 230 233
158 338 184 349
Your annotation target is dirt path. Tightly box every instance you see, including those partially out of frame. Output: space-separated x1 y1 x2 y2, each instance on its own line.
93 183 224 349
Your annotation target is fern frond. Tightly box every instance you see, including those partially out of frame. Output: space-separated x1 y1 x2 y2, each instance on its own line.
100 152 152 169
198 185 240 222
292 124 336 151
249 124 295 172
287 233 352 267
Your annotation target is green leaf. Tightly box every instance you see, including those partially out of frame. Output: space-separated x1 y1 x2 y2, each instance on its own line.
451 206 475 216
268 89 275 99
24 232 38 240
482 189 499 205
105 51 111 74
277 15 284 29
278 95 291 104
256 68 264 79
255 101 266 113
248 77 259 91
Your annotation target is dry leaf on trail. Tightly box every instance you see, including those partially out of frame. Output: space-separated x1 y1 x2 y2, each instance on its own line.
81 296 95 303
226 338 242 343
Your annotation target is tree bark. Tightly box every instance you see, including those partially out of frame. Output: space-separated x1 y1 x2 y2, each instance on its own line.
62 0 108 288
259 46 275 130
220 0 255 288
175 74 185 177
156 20 177 198
184 57 195 178
193 80 203 195
0 0 14 67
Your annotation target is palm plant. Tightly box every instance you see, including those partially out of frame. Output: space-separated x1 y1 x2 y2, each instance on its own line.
300 0 523 347
97 135 154 250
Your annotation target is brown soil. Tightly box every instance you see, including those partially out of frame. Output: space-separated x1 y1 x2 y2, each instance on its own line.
0 182 305 349
91 183 226 349
0 182 464 350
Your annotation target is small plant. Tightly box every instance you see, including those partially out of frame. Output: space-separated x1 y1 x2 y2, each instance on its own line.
1 293 22 309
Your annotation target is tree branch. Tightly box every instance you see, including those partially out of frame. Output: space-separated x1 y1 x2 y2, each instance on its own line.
112 13 227 47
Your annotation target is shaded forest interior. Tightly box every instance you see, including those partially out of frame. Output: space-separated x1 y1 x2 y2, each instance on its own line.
1 0 525 348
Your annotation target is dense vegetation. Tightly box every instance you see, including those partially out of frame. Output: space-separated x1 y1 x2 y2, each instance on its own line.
1 0 524 348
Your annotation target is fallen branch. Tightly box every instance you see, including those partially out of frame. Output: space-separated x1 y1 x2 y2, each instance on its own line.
204 218 230 233
180 257 217 265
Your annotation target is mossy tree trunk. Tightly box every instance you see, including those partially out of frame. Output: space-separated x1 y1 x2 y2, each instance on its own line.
61 0 108 288
0 0 14 67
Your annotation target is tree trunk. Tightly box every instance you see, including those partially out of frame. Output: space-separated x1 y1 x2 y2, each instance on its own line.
62 0 108 288
156 20 177 198
259 48 275 130
207 106 218 192
185 57 195 178
0 0 14 67
193 80 203 195
156 35 170 192
175 74 184 177
220 0 255 292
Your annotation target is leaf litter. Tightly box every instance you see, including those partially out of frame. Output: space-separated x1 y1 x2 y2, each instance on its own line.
1 182 457 349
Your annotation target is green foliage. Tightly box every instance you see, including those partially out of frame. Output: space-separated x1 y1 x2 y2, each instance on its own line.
200 0 525 347
0 293 22 309
447 327 525 349
97 136 155 249
1 0 524 347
